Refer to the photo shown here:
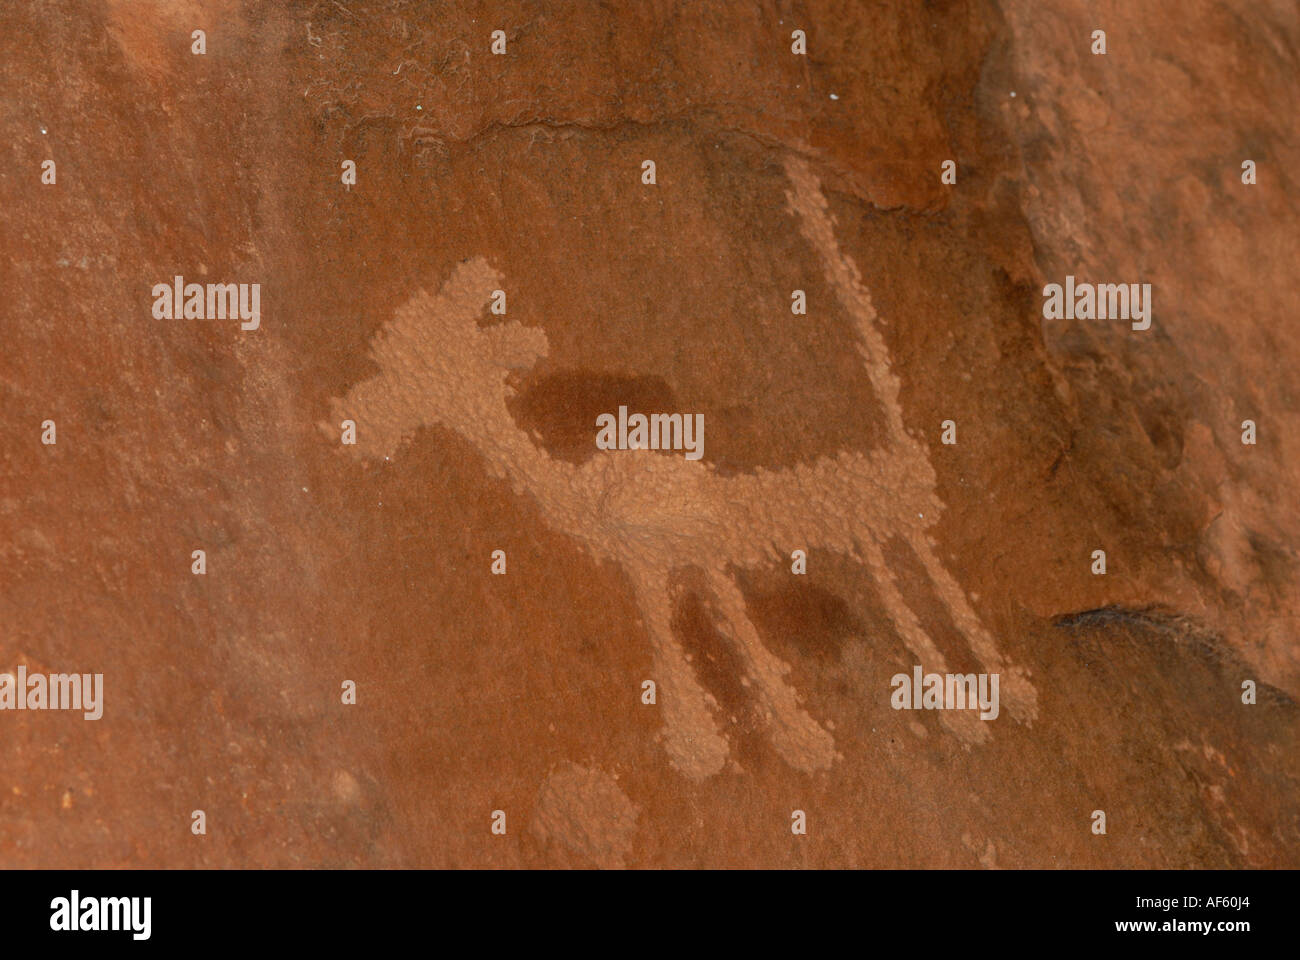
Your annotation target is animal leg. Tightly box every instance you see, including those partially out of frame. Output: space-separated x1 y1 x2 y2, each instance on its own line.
706 569 837 773
631 568 730 780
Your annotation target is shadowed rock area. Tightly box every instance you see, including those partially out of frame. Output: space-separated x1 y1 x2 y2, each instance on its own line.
0 0 1296 867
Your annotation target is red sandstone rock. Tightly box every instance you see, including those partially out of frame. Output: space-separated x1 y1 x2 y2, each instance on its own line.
0 0 1295 868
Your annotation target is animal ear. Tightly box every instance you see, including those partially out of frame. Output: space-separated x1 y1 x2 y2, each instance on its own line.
481 321 549 370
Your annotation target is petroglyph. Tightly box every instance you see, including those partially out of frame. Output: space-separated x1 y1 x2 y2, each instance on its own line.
530 763 640 868
330 156 1037 780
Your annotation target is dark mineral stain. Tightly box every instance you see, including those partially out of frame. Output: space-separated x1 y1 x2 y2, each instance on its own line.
670 581 750 724
508 370 680 465
739 578 863 663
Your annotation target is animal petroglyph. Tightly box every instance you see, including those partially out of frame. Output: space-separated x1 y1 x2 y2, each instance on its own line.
530 763 640 868
330 155 1037 780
